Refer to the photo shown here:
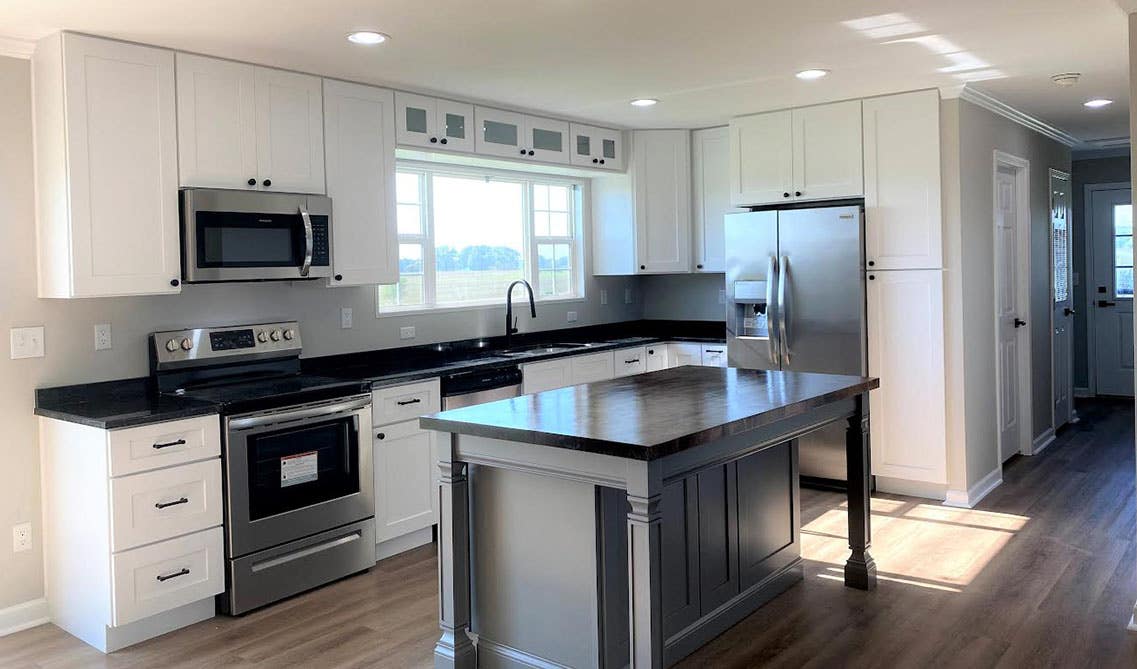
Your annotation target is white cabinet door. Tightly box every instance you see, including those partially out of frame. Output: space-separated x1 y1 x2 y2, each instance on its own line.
569 123 624 170
645 344 670 371
323 80 398 287
253 68 324 194
395 92 438 148
175 53 257 190
374 419 438 543
866 269 946 484
475 106 526 159
525 115 571 164
570 352 616 384
668 343 703 367
700 344 727 367
634 130 692 273
729 110 793 206
692 126 739 272
614 347 648 377
522 358 573 394
791 100 863 202
435 99 475 152
46 34 182 297
863 90 942 270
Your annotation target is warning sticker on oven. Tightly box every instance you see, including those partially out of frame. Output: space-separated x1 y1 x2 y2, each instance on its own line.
280 451 318 487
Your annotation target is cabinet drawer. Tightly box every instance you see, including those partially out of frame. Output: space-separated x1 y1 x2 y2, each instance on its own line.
614 347 647 377
110 459 223 552
111 526 223 626
108 415 221 477
570 351 615 385
701 344 727 368
372 379 441 427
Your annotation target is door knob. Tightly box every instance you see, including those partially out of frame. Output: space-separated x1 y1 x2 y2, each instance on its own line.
1013 318 1027 328
1098 300 1117 307
1064 307 1076 316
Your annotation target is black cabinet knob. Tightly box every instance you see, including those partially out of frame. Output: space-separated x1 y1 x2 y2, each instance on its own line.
599 159 605 164
520 149 527 155
334 274 343 281
528 150 535 156
648 349 655 354
696 264 704 269
376 432 385 440
440 138 448 145
868 275 875 281
1013 318 1027 328
170 278 180 287
430 137 438 144
592 158 599 164
783 192 790 198
795 191 802 197
247 178 256 186
263 179 272 187
868 260 875 267
640 265 646 270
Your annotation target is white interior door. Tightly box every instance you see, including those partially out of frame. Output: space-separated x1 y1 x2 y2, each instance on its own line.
1091 187 1134 396
995 166 1026 462
1050 170 1073 428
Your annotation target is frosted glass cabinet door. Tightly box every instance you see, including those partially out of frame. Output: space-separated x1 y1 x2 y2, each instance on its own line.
395 92 437 147
569 123 625 170
435 98 474 152
525 115 570 164
475 106 526 159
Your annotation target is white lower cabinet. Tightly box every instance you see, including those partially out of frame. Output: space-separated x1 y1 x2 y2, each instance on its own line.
668 343 704 367
374 418 439 544
614 347 648 377
111 527 224 627
522 358 573 394
109 459 223 552
571 351 616 384
645 344 671 371
700 344 728 367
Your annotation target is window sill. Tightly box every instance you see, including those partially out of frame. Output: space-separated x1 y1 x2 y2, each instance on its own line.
376 296 587 318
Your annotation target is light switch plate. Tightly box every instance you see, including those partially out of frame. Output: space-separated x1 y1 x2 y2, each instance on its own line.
340 307 353 329
94 323 112 351
566 311 578 323
12 523 30 553
600 289 608 306
10 326 45 359
400 326 416 340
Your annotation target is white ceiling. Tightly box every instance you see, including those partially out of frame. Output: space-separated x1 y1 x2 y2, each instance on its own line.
1 0 1130 144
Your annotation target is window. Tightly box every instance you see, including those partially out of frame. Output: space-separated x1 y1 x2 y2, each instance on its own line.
1051 177 1068 304
379 165 583 311
1115 203 1134 298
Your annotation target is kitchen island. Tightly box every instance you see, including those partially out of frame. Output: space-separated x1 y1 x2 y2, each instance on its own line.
420 366 879 669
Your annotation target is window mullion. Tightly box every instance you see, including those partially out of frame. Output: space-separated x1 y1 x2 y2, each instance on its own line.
525 180 537 293
423 173 437 307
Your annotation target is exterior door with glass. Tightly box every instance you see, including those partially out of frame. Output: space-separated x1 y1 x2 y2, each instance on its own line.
1050 170 1073 427
1091 186 1134 396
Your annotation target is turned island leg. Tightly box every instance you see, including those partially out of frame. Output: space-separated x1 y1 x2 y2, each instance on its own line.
435 446 476 669
626 463 665 668
845 394 877 590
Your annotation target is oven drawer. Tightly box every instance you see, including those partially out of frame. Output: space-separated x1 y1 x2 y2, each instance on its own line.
110 459 223 552
372 379 441 427
111 526 224 626
108 415 221 477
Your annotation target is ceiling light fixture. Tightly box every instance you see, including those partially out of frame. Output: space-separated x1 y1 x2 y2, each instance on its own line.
630 98 659 107
1050 72 1081 87
795 69 830 81
347 31 389 45
1084 99 1114 108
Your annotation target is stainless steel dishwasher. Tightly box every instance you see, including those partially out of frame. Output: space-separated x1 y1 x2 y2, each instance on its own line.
440 365 524 410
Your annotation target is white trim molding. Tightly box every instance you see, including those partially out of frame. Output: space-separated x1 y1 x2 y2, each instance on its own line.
1029 428 1057 456
944 468 1003 509
0 597 49 637
960 87 1080 148
0 36 34 59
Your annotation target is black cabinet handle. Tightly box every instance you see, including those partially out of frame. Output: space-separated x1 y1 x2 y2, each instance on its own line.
592 158 599 164
795 191 802 197
1098 300 1117 308
783 192 790 198
640 265 646 270
152 438 186 450
519 149 527 155
169 279 180 287
396 398 422 406
155 497 189 510
376 432 385 440
705 349 723 354
869 275 875 281
156 568 190 583
868 260 875 267
1064 307 1076 316
648 349 655 354
247 178 256 186
625 358 641 364
528 150 535 156
1013 318 1027 328
430 137 438 144
440 138 448 145
262 179 272 187
599 159 605 165
334 274 343 281
696 264 704 269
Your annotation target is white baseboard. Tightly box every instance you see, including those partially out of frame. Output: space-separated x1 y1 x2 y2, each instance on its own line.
476 636 571 668
1074 386 1094 399
0 597 49 637
375 526 434 562
875 476 946 501
1130 603 1137 632
943 467 1002 509
1029 429 1056 456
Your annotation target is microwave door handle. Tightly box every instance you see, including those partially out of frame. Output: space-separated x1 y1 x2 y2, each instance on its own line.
766 255 779 364
299 204 313 278
778 255 790 367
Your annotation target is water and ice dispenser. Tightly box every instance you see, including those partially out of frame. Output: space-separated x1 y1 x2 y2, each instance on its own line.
733 279 770 338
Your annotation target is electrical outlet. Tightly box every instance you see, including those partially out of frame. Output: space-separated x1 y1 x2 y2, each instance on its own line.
340 307 353 329
94 323 112 351
12 523 30 553
600 289 608 306
624 287 633 305
10 326 45 359
400 326 416 340
566 311 578 323
718 290 726 305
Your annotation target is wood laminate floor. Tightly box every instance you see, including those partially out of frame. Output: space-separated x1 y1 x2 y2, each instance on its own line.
3 399 1136 668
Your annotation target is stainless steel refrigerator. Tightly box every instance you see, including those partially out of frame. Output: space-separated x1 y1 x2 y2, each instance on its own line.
725 205 866 484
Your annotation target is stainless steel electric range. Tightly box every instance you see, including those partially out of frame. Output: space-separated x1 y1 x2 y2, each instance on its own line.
150 321 375 615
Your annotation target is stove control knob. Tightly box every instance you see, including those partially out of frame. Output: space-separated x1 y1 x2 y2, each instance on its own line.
282 329 295 341
180 338 193 351
270 329 282 342
165 338 179 353
256 331 268 343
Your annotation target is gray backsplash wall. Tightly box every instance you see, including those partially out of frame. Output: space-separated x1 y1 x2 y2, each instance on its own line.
640 273 727 321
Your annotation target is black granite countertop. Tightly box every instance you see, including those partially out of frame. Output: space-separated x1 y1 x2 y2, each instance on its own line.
420 367 879 461
34 378 219 430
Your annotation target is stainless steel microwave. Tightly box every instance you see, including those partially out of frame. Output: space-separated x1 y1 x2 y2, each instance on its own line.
180 189 333 283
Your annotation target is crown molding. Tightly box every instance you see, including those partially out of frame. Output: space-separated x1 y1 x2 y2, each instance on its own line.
0 37 34 59
959 86 1080 148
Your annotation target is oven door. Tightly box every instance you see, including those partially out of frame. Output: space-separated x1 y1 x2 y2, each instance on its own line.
224 395 373 558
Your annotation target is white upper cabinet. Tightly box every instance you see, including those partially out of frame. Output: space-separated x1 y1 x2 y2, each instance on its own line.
33 33 182 297
862 90 943 270
569 123 625 171
691 126 739 273
176 54 324 193
323 80 398 287
729 100 863 206
524 115 571 164
866 269 947 484
634 130 692 273
395 92 474 152
791 100 863 201
475 106 526 158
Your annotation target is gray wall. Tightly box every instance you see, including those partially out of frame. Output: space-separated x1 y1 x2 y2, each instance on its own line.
0 55 643 610
640 273 725 321
1070 155 1131 390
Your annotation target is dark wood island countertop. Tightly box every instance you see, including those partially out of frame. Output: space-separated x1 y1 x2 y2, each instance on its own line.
420 366 879 460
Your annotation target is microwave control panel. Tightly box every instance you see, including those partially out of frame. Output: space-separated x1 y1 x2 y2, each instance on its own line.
311 218 330 267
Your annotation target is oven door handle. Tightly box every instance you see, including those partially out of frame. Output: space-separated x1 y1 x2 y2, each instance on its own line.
227 396 371 431
299 204 313 278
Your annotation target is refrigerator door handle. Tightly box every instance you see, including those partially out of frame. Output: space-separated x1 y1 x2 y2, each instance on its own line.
767 255 779 364
778 255 790 366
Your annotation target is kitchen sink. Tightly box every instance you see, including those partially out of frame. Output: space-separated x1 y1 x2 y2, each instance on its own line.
495 342 596 357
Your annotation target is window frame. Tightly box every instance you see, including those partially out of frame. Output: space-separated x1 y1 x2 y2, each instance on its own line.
377 161 586 316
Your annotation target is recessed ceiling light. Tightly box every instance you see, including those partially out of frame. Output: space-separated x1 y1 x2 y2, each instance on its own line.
347 31 389 45
1050 72 1081 87
1084 99 1113 109
795 69 830 80
630 98 659 107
